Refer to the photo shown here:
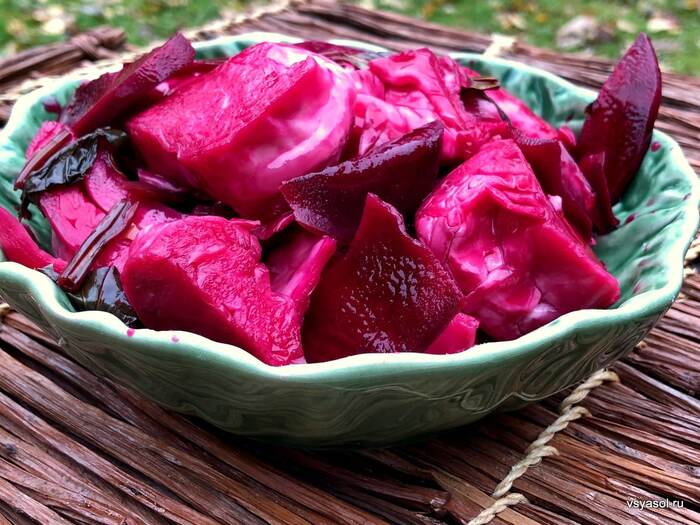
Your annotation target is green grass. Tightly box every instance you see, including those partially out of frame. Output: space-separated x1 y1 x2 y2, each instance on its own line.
0 0 244 53
2 0 699 74
375 0 700 74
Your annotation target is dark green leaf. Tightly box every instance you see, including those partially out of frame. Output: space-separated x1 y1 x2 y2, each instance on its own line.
40 265 140 327
20 128 126 217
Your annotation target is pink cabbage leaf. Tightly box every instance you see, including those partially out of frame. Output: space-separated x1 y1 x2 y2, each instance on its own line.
127 42 356 220
416 139 620 341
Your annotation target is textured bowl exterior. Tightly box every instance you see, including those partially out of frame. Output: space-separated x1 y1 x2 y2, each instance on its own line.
0 33 697 447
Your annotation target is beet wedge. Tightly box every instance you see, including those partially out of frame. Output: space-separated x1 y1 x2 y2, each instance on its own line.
416 139 620 341
303 194 462 363
60 33 195 136
282 121 442 245
516 135 596 242
577 33 661 223
122 216 304 366
579 152 618 233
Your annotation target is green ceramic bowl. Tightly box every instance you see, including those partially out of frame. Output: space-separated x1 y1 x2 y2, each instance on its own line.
0 33 697 447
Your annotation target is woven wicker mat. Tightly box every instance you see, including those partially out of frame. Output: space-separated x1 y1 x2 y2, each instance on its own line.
0 1 698 524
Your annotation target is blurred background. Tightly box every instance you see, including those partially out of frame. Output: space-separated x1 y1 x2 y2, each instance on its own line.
2 0 699 74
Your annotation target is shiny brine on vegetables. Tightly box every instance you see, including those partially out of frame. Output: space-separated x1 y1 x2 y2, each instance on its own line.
2 33 661 365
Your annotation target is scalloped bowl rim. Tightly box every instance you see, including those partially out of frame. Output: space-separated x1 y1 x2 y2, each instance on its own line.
0 32 697 383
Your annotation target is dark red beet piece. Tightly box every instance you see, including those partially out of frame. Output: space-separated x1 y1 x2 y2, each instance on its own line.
516 135 596 242
122 216 303 366
0 207 66 272
60 33 195 136
580 152 619 232
577 33 661 205
424 313 479 355
266 227 336 313
282 121 443 245
303 194 462 363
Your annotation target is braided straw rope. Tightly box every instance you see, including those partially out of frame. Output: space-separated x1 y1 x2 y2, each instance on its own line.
685 237 700 266
466 368 620 525
0 303 10 319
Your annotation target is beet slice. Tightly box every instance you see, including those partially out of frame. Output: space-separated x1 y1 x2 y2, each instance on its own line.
516 135 596 242
282 121 442 245
266 227 336 312
0 207 66 272
424 313 479 355
127 42 355 218
577 33 661 205
303 194 462 363
60 33 195 136
580 152 619 233
416 139 620 341
122 216 303 366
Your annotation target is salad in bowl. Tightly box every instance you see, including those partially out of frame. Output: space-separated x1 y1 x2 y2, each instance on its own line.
0 32 696 445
